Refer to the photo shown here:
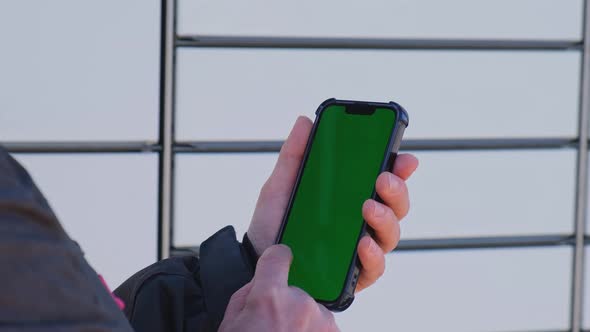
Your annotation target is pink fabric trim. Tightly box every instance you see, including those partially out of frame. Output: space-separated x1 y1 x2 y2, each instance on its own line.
98 275 125 310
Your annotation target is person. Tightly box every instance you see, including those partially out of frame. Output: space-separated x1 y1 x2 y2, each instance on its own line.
0 117 418 331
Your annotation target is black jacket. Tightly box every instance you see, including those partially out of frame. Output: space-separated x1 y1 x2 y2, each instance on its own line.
0 146 256 331
115 227 257 332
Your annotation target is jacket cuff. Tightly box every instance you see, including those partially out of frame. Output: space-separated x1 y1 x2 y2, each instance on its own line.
241 232 260 267
199 226 255 328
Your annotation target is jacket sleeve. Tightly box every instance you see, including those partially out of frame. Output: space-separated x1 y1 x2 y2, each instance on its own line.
0 147 134 332
114 226 257 332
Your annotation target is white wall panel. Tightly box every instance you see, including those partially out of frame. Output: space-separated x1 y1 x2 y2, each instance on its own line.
176 50 580 141
175 154 277 246
336 248 571 331
404 150 576 239
175 150 575 246
0 1 160 141
14 154 158 288
179 0 582 40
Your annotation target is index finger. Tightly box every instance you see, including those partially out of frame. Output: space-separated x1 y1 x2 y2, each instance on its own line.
252 244 293 289
264 116 313 195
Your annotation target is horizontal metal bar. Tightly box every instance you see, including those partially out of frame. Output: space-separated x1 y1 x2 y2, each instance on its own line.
172 235 587 256
175 138 577 153
175 141 283 153
396 234 576 252
3 142 160 153
402 137 577 151
176 35 582 51
501 330 577 332
3 138 579 154
171 246 200 257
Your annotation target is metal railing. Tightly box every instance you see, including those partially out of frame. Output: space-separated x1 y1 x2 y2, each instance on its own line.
151 1 590 330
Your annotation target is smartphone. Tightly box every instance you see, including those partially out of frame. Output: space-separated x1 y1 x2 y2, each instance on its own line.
275 98 409 311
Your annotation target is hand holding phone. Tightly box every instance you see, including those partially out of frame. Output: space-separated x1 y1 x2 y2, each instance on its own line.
246 101 417 311
275 99 409 311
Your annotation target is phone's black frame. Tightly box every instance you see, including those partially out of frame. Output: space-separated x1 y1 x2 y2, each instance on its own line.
275 98 409 311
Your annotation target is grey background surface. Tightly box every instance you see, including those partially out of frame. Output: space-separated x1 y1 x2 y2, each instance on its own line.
0 1 588 331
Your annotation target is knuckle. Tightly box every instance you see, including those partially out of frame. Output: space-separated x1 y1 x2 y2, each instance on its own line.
373 207 394 231
365 256 385 280
376 173 389 193
250 287 280 309
279 144 302 163
301 297 317 314
262 286 281 300
228 290 242 304
259 179 276 198
289 285 308 298
259 250 284 268
385 205 397 221
290 287 319 315
393 179 408 198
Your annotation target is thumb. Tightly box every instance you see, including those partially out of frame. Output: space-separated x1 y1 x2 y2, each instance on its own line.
223 282 254 318
252 245 293 290
265 116 312 195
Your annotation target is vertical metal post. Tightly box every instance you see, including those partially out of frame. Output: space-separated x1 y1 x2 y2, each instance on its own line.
157 0 176 260
571 2 590 331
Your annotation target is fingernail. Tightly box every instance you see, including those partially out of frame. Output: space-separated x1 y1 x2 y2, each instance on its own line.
372 201 385 217
387 173 400 192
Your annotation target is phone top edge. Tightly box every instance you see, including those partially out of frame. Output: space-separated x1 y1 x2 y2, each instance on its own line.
389 101 410 127
315 98 410 127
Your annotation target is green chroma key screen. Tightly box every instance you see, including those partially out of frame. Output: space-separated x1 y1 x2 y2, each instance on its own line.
279 104 396 301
